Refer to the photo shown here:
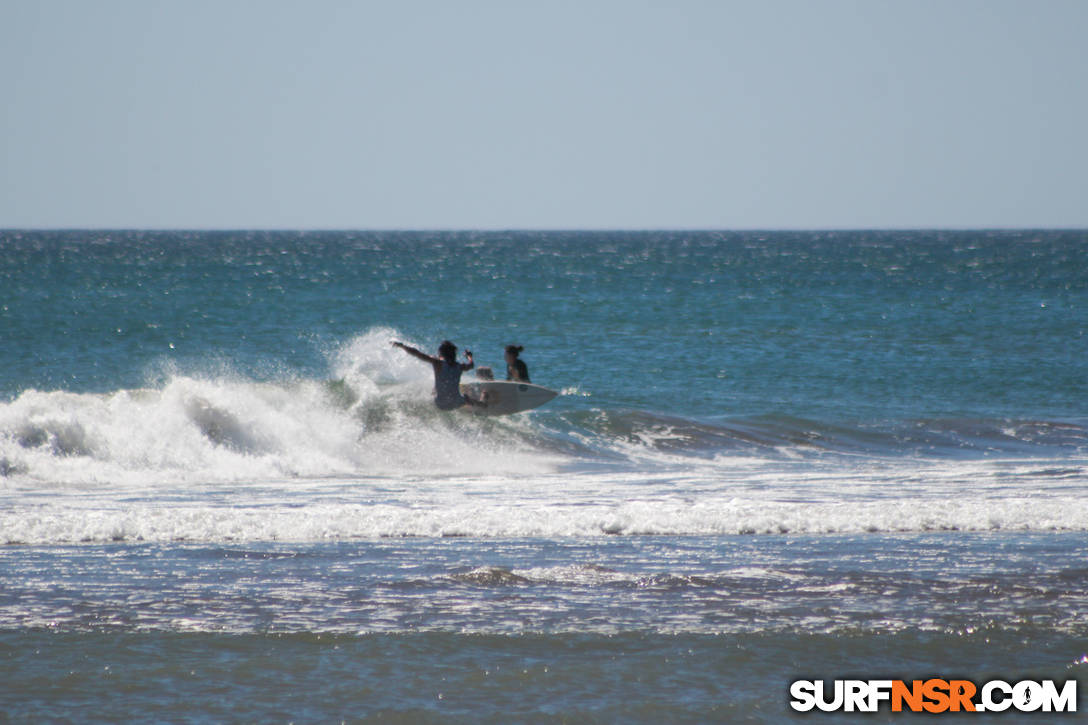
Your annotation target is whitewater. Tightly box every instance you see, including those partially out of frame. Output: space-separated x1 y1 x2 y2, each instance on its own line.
3 325 1086 546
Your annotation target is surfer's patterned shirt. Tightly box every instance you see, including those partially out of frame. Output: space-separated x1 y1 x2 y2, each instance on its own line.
434 360 466 410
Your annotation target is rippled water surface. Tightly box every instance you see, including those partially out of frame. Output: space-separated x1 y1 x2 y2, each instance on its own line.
2 230 1086 721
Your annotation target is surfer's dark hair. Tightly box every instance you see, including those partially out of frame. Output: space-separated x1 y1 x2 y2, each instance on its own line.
438 340 457 362
505 345 524 357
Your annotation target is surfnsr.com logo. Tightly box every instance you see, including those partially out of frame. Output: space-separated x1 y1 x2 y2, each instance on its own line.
790 679 1077 713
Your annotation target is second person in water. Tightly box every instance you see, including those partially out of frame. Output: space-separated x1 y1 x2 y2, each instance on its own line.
505 345 530 383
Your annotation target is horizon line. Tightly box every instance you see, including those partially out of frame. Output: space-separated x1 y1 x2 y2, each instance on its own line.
3 225 1087 234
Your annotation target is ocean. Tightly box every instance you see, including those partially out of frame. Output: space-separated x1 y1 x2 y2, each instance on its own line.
1 229 1086 722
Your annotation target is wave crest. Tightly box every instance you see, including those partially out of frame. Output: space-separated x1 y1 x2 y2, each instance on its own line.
2 328 1085 487
0 330 559 485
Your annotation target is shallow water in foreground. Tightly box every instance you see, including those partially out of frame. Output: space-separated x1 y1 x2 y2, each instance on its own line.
5 628 1085 723
3 534 1088 721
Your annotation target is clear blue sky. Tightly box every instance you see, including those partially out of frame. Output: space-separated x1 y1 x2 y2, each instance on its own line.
2 0 1086 229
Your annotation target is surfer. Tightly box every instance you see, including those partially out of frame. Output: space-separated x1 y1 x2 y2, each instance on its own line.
392 340 485 410
505 345 530 383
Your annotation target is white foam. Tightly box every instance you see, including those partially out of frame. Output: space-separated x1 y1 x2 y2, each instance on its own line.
0 334 561 488
329 327 431 389
3 462 1088 544
3 328 1087 545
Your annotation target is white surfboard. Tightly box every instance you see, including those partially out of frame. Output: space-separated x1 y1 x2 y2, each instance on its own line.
460 380 558 416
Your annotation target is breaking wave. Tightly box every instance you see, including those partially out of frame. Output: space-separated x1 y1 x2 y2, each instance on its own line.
0 329 560 486
1 328 1086 488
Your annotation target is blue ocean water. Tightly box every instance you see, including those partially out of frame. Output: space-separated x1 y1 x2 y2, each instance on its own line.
1 229 1087 721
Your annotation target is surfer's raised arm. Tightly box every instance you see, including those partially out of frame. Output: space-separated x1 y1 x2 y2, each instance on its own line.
393 340 474 370
391 341 436 364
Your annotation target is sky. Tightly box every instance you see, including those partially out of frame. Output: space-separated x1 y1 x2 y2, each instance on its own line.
2 0 1086 230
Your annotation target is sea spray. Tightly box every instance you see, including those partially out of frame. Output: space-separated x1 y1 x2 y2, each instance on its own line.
0 330 567 487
